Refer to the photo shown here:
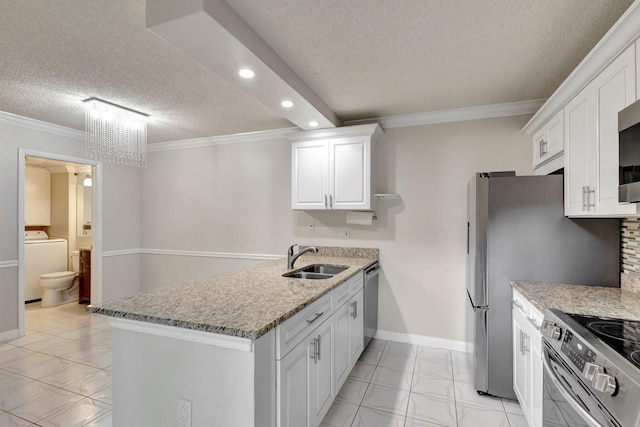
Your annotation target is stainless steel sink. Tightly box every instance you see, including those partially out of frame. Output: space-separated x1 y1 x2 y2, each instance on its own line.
300 265 347 275
283 264 348 280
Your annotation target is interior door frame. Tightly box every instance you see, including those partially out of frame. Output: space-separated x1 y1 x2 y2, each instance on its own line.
17 148 103 336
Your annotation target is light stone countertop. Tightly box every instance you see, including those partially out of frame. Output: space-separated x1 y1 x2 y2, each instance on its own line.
87 249 378 339
510 281 640 321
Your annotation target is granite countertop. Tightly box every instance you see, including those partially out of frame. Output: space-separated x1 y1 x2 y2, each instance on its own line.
87 247 378 340
511 281 640 321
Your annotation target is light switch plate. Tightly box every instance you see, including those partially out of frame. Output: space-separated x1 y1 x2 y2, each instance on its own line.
340 228 350 239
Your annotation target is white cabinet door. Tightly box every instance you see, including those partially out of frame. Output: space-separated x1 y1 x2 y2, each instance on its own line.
290 124 381 211
278 337 312 427
564 89 594 216
308 317 334 427
291 140 329 210
329 136 371 210
25 166 51 226
531 335 543 427
348 289 364 367
512 308 529 410
564 44 637 217
592 45 637 215
333 302 351 389
533 110 564 169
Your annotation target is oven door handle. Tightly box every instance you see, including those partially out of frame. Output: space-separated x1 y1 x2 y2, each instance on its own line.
542 350 605 427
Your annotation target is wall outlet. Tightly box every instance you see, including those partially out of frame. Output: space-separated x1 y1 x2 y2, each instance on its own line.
179 398 192 427
339 228 350 239
308 221 315 231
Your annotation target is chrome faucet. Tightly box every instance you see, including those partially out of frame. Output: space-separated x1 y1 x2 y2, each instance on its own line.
287 244 318 269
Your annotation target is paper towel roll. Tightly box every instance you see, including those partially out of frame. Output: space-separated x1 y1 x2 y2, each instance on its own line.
346 211 374 226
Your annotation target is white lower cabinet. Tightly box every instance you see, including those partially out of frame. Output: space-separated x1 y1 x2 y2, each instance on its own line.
308 317 334 427
512 289 543 427
277 273 365 427
278 337 311 427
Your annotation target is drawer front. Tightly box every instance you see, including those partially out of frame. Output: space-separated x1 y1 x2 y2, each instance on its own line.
348 272 363 295
276 291 333 360
334 280 350 307
512 289 543 334
512 289 528 316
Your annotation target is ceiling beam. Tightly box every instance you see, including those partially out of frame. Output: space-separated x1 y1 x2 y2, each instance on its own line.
146 0 341 130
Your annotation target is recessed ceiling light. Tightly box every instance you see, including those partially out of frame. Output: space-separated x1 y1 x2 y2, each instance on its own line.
239 68 255 79
281 100 294 108
308 121 319 127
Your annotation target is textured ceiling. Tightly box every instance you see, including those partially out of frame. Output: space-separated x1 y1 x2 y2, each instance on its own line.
0 0 634 143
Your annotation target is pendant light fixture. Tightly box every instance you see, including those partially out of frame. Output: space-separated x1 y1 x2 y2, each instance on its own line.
84 98 149 167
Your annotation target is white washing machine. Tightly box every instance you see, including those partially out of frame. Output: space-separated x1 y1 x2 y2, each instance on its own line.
24 230 68 302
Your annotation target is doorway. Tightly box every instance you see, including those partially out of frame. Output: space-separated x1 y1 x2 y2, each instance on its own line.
18 149 102 337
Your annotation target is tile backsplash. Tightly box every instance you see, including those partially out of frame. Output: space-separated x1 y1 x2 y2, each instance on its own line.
622 218 640 292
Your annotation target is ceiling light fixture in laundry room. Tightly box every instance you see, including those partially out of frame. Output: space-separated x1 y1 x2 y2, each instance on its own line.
83 98 149 168
82 175 92 187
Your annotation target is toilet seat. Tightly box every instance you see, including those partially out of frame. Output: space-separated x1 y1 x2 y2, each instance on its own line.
41 271 76 280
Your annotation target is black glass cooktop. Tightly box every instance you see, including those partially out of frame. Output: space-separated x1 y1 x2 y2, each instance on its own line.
568 313 640 368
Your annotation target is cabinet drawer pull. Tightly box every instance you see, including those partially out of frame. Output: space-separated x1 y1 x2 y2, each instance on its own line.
310 338 318 364
316 334 321 360
306 312 324 325
527 317 541 331
582 186 587 211
587 187 595 209
324 194 328 208
541 139 548 156
329 194 333 208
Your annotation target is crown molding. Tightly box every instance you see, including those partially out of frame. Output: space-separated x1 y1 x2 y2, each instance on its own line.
0 111 85 141
345 99 546 129
147 127 299 152
3 97 546 153
522 1 640 134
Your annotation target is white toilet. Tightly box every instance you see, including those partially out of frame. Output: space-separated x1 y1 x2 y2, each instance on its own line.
40 250 80 307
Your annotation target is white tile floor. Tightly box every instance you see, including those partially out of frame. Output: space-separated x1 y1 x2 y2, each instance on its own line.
1 303 525 427
321 340 527 427
0 302 112 426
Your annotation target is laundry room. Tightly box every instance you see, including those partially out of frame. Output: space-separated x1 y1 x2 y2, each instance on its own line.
24 156 93 307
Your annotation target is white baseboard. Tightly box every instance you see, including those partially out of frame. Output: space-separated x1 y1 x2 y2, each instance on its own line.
375 329 472 353
0 329 19 343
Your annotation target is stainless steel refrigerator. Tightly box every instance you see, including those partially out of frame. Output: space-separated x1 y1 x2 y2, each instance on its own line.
466 172 620 400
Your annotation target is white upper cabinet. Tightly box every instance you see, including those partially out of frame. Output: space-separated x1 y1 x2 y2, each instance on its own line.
532 110 564 169
290 124 383 210
565 44 637 217
25 166 51 226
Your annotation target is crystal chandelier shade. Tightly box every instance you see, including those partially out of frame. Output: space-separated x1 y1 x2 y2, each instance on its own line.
84 98 148 167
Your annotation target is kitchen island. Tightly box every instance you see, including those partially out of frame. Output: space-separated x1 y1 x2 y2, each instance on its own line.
88 247 378 427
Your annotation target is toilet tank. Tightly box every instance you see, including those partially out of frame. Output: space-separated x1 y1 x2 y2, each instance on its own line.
70 250 80 272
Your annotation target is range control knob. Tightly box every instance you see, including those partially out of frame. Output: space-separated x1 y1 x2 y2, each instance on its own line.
583 362 603 381
542 321 562 340
593 372 617 396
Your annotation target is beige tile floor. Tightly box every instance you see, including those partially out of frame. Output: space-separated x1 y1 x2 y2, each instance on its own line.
1 303 525 427
0 302 112 426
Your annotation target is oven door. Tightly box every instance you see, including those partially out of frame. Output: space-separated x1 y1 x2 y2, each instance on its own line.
542 342 619 427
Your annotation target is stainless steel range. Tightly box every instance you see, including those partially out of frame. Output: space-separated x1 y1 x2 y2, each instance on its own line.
541 309 640 427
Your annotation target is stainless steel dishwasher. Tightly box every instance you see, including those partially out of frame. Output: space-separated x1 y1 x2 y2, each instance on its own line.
363 262 380 349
